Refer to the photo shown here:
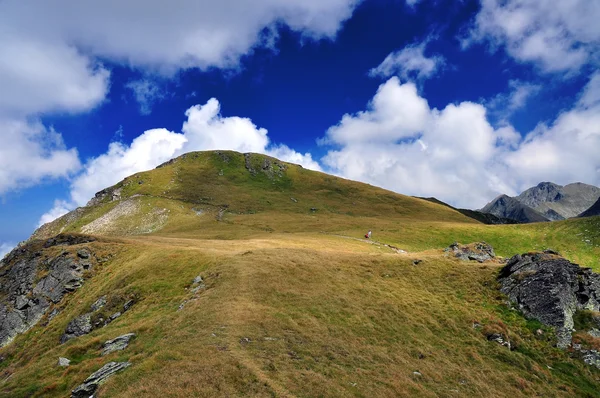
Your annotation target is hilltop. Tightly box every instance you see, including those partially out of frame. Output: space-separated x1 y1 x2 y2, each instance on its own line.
1 151 600 397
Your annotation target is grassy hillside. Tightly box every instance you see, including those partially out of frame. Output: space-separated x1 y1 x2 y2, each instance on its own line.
3 151 600 397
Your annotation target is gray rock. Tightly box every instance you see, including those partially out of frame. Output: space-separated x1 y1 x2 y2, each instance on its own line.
109 312 121 321
77 249 91 259
61 314 92 343
486 333 511 349
90 296 107 312
498 252 600 348
0 237 96 347
58 357 71 367
192 276 203 285
123 299 134 312
445 242 495 263
71 361 131 398
102 333 135 356
589 328 600 338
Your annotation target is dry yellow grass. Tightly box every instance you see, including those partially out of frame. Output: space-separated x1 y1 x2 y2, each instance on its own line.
2 234 600 397
3 151 600 397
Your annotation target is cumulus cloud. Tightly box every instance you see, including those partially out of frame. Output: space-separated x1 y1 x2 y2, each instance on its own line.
0 242 15 259
0 120 80 195
468 0 600 73
39 99 321 225
1 1 359 72
0 0 360 196
369 40 445 81
0 36 106 195
321 76 600 209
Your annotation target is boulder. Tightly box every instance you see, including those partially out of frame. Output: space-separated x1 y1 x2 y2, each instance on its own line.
61 314 92 343
71 361 131 398
58 357 71 367
60 295 135 343
445 242 495 263
102 333 135 356
498 251 600 348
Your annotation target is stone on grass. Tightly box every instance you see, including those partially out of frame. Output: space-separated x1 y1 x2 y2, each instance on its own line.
60 314 92 343
102 333 135 356
58 357 71 367
71 361 131 398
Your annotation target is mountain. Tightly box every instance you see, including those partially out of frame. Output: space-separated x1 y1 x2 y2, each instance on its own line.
416 197 519 224
480 182 600 223
579 197 600 217
480 194 550 223
516 182 600 220
2 151 600 397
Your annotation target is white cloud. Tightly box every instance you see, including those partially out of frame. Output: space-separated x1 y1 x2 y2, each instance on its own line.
0 0 360 197
126 79 167 115
487 80 541 119
0 120 80 195
0 242 15 259
369 40 445 80
468 0 600 73
1 0 359 72
321 75 600 209
37 200 72 227
579 71 600 108
39 99 321 225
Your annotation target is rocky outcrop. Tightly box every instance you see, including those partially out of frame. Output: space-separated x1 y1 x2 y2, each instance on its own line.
244 153 287 179
61 294 135 343
71 361 131 398
0 235 98 347
445 242 495 263
498 251 600 348
102 333 135 356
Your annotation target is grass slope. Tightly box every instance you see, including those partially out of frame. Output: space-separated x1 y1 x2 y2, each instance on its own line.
2 151 600 397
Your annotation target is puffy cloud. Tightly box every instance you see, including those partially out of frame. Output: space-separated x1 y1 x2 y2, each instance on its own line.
0 242 15 259
468 0 600 73
0 120 80 195
39 99 321 224
0 0 360 196
126 79 167 115
321 76 600 209
1 0 359 72
369 40 445 81
0 36 107 195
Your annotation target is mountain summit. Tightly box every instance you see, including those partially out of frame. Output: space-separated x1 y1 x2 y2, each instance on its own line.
2 151 600 397
481 182 600 223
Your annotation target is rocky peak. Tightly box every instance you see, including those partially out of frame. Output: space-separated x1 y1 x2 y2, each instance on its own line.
516 182 564 208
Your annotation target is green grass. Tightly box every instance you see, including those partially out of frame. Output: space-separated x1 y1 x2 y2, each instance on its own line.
6 150 600 397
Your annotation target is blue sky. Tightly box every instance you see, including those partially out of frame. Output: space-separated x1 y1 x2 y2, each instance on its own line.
1 0 599 255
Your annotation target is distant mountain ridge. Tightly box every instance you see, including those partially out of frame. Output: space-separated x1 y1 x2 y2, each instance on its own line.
481 194 550 223
579 197 600 217
481 182 600 223
416 197 519 225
